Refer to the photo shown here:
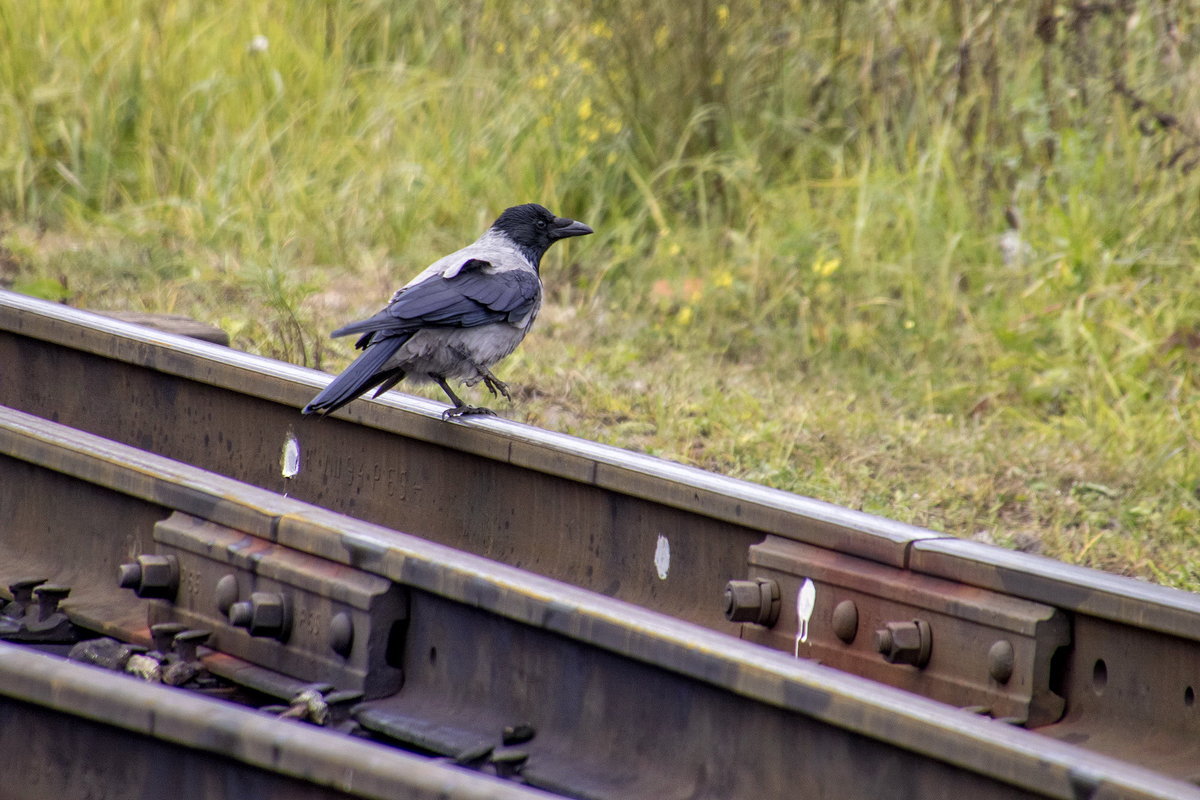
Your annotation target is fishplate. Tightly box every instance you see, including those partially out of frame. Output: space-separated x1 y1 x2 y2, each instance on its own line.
128 512 407 698
733 536 1070 726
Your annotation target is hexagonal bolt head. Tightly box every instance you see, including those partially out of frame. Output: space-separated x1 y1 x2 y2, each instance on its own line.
116 555 179 600
228 591 291 641
874 619 933 668
723 578 782 627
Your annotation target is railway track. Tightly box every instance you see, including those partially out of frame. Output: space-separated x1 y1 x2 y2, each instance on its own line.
2 288 1200 798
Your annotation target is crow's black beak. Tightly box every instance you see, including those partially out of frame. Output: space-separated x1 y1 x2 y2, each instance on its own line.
550 217 594 239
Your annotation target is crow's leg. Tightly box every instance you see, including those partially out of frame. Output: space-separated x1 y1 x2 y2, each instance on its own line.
433 375 496 419
450 345 512 401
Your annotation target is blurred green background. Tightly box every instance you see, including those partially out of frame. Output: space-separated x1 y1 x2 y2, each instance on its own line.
4 1 1200 586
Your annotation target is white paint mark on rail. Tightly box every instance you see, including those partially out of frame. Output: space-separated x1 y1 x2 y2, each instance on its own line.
654 534 670 580
795 578 816 657
281 430 301 482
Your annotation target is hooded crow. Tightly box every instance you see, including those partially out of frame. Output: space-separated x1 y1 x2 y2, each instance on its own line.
302 203 592 418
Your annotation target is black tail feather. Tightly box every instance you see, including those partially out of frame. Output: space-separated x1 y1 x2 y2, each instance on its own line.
332 309 399 339
370 368 407 398
302 336 408 416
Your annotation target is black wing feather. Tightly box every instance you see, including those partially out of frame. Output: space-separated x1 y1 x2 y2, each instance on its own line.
332 265 539 340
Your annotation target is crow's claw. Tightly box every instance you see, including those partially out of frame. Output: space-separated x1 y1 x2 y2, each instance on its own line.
482 375 511 400
442 404 498 420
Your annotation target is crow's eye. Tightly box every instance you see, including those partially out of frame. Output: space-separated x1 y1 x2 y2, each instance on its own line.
535 219 548 229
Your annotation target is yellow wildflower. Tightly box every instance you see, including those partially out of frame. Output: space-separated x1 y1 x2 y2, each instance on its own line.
812 257 840 277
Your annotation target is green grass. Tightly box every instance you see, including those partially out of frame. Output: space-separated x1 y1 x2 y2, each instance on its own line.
5 1 1200 588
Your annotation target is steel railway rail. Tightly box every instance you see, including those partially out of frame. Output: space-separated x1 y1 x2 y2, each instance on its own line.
1 289 1200 796
1 641 547 800
0 406 1191 799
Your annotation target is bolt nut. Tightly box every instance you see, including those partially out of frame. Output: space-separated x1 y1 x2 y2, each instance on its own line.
831 600 859 643
117 563 141 589
116 554 179 600
228 591 290 641
988 639 1015 684
228 600 252 628
329 612 354 658
874 619 933 668
723 578 781 627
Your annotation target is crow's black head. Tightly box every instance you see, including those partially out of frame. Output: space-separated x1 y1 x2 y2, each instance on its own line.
491 203 593 267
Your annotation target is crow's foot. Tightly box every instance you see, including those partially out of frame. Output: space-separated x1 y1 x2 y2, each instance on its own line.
442 404 497 420
481 374 511 400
